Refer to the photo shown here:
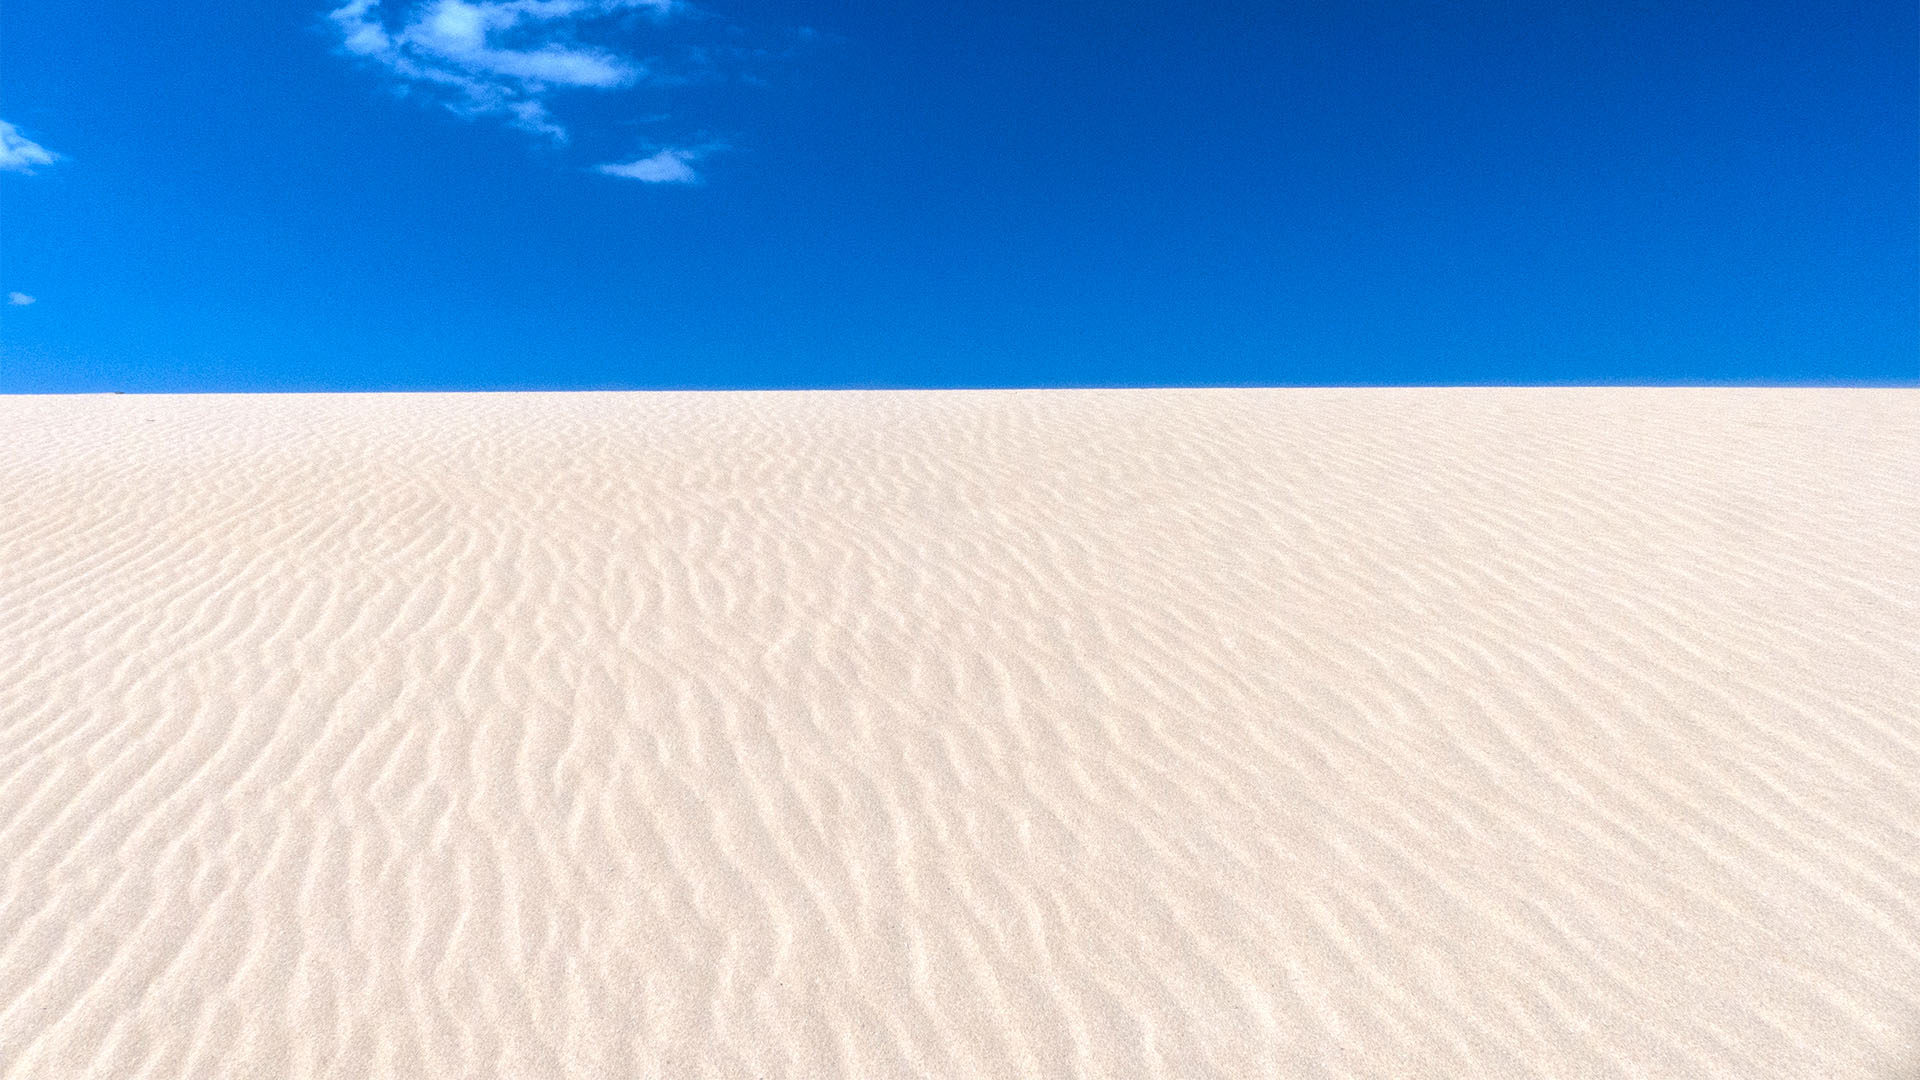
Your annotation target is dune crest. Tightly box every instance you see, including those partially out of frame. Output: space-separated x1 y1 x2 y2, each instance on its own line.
2 389 1916 1078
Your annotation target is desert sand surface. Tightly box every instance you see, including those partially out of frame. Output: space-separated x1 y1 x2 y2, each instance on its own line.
1 388 1916 1079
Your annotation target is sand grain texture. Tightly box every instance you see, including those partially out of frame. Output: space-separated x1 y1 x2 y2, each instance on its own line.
1 389 1917 1078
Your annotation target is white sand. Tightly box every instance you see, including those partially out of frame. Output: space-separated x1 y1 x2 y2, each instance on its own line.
1 389 1916 1078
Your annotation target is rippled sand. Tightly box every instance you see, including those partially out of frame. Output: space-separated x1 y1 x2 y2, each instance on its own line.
2 389 1916 1078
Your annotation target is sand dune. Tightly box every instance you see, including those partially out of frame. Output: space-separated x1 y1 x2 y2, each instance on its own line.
1 389 1916 1078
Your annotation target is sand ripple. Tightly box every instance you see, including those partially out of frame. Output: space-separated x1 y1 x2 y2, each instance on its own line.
1 389 1916 1078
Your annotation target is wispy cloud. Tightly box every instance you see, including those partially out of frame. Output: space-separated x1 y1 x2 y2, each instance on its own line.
328 0 677 141
6 293 35 306
595 147 700 183
328 0 806 183
0 121 60 174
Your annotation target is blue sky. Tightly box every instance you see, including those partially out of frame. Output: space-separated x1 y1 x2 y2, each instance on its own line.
1 0 1914 391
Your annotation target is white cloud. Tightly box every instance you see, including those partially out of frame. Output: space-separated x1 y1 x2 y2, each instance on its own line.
0 121 60 173
6 292 35 306
328 0 804 181
595 147 699 183
329 0 677 141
